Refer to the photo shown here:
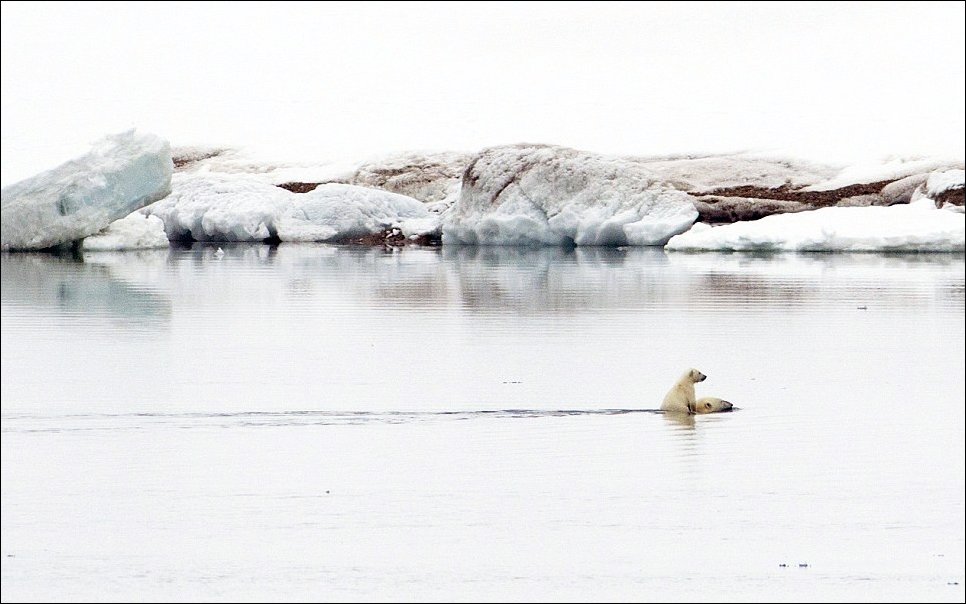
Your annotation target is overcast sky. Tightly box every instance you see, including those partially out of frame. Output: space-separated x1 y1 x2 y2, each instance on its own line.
2 1 963 185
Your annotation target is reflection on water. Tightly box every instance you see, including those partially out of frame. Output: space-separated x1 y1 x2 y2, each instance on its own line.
10 243 952 314
1 251 171 327
2 244 964 601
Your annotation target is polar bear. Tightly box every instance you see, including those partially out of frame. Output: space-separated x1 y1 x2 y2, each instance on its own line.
661 368 734 414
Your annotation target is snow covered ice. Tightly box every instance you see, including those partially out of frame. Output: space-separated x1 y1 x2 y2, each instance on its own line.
665 198 965 252
170 147 468 206
276 183 435 242
9 135 958 253
146 174 291 242
145 173 439 242
922 169 965 212
443 144 697 246
1 131 172 250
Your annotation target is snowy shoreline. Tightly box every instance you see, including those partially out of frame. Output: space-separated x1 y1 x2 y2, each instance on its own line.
2 133 963 253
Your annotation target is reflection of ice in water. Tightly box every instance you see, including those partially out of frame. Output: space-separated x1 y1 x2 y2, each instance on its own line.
0 251 171 325
3 244 961 323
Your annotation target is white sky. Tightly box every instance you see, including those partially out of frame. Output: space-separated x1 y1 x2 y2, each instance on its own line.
2 1 964 185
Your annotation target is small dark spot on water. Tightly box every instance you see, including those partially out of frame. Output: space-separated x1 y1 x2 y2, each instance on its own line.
325 490 330 494
948 582 959 586
857 305 868 310
799 563 809 568
502 381 522 384
6 554 14 558
779 563 787 568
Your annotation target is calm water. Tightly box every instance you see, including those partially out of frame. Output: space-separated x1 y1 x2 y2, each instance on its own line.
2 245 964 602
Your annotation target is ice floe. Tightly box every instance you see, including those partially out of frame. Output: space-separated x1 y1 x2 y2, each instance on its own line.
1 131 172 250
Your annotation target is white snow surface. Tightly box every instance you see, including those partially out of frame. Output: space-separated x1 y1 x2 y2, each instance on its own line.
926 169 965 197
634 153 835 193
276 183 433 242
172 147 469 205
81 213 169 251
145 173 438 242
665 198 965 252
1 131 172 250
146 173 291 241
171 146 359 185
805 157 964 192
443 145 698 246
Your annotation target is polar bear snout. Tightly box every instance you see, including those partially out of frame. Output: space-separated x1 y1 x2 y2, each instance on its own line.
686 369 708 383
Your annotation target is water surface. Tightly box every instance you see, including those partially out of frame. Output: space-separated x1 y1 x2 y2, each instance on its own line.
2 246 964 601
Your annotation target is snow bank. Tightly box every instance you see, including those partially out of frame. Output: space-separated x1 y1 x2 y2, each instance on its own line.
665 198 965 252
145 173 438 242
443 144 697 246
1 131 172 250
81 213 169 251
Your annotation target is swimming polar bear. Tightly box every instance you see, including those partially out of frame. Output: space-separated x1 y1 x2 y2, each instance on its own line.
661 368 734 414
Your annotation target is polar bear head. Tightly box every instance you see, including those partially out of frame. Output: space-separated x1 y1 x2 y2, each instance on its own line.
694 397 734 414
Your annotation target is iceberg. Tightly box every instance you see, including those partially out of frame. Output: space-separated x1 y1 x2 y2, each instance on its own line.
443 144 697 246
145 173 439 243
665 198 965 252
1 131 173 251
81 213 170 251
